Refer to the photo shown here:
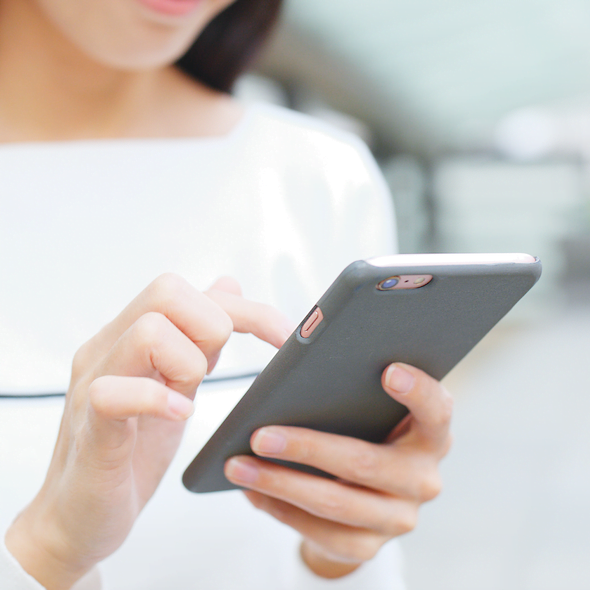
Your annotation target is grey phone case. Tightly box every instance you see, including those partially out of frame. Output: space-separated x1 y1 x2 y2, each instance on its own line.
183 257 542 493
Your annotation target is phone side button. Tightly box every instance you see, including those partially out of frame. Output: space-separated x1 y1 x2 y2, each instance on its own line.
300 307 324 338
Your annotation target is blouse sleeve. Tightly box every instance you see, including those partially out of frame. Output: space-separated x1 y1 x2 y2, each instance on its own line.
1 535 101 590
2 532 405 590
280 537 407 590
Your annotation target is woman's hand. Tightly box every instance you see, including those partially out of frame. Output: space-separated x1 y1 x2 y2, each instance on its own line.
224 363 453 579
5 274 293 590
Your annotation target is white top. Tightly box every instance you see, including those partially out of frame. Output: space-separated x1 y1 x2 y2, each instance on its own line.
0 104 404 589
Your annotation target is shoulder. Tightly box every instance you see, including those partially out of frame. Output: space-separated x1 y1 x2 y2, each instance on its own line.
236 103 398 255
240 103 391 199
244 104 376 163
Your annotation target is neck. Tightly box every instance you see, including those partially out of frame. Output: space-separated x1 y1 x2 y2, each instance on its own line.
0 0 166 142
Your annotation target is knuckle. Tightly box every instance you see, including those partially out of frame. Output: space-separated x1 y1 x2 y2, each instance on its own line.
258 463 287 492
196 350 209 377
148 273 189 305
314 489 347 520
395 508 418 535
202 296 233 349
296 436 318 463
346 446 381 484
213 311 233 347
187 350 208 381
132 312 168 348
174 358 206 392
418 472 443 502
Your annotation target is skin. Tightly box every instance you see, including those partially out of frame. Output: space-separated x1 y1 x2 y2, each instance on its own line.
1 0 454 583
5 275 296 589
0 0 242 142
228 364 452 578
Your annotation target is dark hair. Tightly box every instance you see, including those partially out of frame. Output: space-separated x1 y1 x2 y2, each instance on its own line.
176 0 283 94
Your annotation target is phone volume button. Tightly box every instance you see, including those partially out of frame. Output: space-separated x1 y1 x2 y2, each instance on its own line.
300 307 324 338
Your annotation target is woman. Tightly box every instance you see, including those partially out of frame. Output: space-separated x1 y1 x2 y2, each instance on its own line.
0 0 453 588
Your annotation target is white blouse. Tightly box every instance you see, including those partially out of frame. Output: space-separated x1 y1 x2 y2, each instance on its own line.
0 104 405 589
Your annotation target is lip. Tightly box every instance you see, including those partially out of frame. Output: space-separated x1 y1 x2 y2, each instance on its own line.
137 0 204 16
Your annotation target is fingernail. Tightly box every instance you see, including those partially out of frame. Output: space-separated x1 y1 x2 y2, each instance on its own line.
252 428 287 455
385 364 415 395
225 457 259 484
167 392 194 419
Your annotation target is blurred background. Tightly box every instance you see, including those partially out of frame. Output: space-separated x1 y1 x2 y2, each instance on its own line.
235 1 590 588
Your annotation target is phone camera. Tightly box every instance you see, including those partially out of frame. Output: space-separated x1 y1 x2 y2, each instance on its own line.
378 276 400 290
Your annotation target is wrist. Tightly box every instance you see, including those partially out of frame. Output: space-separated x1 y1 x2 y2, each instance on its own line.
5 507 90 590
300 540 362 579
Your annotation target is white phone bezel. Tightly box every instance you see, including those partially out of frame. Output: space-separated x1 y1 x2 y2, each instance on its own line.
367 253 537 268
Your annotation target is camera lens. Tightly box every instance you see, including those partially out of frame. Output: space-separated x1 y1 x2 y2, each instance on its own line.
379 277 399 290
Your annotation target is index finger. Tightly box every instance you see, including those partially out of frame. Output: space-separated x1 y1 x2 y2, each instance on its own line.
382 363 453 452
205 288 296 350
84 274 233 367
249 426 436 499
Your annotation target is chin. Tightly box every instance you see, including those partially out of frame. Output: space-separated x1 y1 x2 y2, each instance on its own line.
34 0 228 72
88 43 195 71
74 27 199 71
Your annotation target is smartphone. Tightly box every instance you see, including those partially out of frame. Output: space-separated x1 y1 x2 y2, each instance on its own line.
183 253 542 493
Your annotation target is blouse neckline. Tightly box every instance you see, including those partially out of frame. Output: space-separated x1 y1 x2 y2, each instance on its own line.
0 102 262 152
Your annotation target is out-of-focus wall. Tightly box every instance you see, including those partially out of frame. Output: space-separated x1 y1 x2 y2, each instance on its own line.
433 158 588 311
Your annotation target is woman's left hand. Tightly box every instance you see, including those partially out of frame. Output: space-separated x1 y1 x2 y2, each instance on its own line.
224 362 453 579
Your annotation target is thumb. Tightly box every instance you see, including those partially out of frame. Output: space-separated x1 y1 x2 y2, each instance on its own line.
87 376 194 454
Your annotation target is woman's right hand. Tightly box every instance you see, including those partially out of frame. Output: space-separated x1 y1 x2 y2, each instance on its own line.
5 274 293 590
